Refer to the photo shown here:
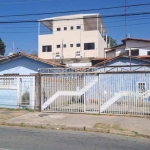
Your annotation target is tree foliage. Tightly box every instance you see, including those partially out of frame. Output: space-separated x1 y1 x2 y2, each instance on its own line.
104 36 117 48
0 38 6 55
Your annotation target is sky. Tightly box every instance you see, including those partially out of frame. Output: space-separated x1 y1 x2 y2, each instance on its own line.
1 0 150 55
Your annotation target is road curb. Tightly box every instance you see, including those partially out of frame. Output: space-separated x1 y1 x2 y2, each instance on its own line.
0 122 150 140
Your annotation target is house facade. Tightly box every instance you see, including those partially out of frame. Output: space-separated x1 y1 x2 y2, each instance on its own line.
105 38 150 58
38 14 107 61
0 52 64 110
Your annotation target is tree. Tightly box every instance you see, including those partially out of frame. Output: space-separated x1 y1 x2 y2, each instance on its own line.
104 36 117 48
0 38 6 55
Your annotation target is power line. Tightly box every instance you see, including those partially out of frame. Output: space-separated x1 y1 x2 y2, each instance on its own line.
1 11 150 24
1 14 150 29
1 2 150 18
1 20 150 34
0 0 52 5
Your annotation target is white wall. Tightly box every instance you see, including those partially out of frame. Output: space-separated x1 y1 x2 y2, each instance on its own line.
106 50 115 58
38 16 107 59
105 40 150 57
139 49 150 56
38 30 106 59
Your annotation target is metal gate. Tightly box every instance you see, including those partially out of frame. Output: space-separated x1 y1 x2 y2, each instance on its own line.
41 73 99 113
41 70 150 116
0 76 35 109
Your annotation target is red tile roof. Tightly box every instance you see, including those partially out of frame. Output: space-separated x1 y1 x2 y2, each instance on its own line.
93 55 150 67
0 52 66 68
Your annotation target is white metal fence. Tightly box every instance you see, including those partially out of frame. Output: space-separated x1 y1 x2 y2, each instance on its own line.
41 72 150 116
0 76 35 109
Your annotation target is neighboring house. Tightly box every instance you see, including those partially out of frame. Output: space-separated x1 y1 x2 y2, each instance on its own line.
0 52 64 110
93 55 150 71
84 56 150 114
38 14 107 63
0 52 64 75
105 38 150 58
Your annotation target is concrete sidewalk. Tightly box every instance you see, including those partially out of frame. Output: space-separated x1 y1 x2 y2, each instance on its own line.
0 110 150 138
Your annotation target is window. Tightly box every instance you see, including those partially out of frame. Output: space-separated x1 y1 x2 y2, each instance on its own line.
76 43 80 47
71 26 74 30
0 78 15 89
42 45 52 52
0 78 14 86
57 45 61 48
127 49 139 56
137 82 146 93
57 28 61 31
84 43 95 50
70 44 73 47
77 26 81 29
63 44 66 48
147 51 150 55
64 27 67 30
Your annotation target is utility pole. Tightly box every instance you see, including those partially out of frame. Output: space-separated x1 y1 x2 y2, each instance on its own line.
61 40 64 64
12 41 14 53
124 0 127 37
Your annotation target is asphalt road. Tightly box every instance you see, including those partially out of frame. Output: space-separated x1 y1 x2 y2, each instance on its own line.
0 126 149 150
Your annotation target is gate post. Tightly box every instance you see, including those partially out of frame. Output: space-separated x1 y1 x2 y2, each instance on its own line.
98 74 100 114
34 73 41 111
17 77 22 109
84 75 86 113
41 74 44 111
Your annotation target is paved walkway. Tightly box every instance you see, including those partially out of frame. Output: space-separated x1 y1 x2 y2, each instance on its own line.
1 111 150 138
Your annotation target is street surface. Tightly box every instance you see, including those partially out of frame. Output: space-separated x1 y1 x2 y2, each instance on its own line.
0 126 149 150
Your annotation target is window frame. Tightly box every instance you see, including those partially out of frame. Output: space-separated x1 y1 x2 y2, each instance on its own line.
77 26 81 29
70 44 73 48
127 49 139 56
137 82 146 93
147 51 150 55
57 28 61 31
42 45 52 52
57 45 61 48
63 44 66 48
64 27 67 30
70 26 74 30
84 43 95 50
76 43 81 47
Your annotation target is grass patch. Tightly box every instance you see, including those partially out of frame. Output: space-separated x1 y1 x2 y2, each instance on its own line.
60 125 66 130
24 108 34 112
20 123 26 127
83 126 86 131
94 123 125 131
132 131 138 135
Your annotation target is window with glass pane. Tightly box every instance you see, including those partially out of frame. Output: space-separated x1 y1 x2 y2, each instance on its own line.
147 51 150 55
77 26 81 29
42 45 52 52
76 43 80 47
64 27 67 30
84 43 95 50
57 45 61 48
57 28 61 31
137 82 146 93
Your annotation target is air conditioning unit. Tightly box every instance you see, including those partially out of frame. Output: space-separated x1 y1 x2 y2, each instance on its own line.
75 51 82 58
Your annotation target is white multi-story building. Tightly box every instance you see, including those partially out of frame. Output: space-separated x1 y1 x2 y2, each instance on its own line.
38 14 107 64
